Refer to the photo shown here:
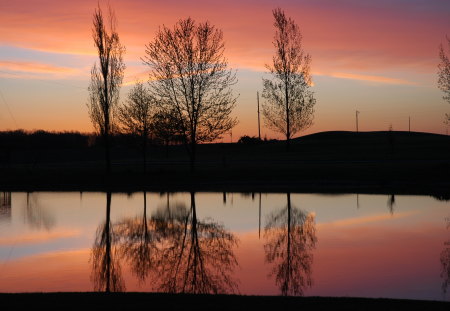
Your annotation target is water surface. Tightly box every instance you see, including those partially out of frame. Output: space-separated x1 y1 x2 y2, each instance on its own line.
0 191 448 300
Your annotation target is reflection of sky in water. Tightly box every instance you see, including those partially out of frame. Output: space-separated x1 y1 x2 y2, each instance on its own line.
0 192 448 300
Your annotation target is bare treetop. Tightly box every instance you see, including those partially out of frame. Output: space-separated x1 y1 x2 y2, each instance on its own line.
269 9 312 85
118 81 154 137
438 36 450 122
263 8 315 149
143 17 237 168
88 4 125 173
89 5 125 136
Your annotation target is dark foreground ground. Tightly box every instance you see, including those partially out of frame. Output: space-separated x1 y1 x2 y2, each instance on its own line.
0 131 449 196
1 293 449 311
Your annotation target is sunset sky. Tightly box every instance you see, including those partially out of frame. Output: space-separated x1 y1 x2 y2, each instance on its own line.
0 0 449 139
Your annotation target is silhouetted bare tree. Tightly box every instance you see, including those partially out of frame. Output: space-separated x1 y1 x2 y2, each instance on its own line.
88 4 125 173
262 8 315 150
151 108 180 156
151 192 239 294
118 82 155 172
90 192 125 292
264 193 316 296
438 36 450 122
143 18 237 169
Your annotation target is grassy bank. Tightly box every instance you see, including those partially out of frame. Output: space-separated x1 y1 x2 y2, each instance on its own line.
0 131 449 194
1 293 449 311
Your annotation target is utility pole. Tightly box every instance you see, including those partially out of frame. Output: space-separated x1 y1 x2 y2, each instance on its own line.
408 116 411 132
356 110 360 132
257 91 261 140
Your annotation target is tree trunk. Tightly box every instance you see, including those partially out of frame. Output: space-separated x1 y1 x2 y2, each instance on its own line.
285 76 290 152
142 135 147 175
104 131 111 175
190 140 196 172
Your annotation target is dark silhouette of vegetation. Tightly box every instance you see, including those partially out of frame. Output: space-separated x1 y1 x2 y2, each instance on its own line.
90 192 125 292
118 82 156 173
237 135 262 145
0 130 89 150
262 8 315 150
151 109 182 157
0 130 449 195
264 193 316 296
88 4 125 174
150 192 239 294
438 36 450 122
143 17 237 170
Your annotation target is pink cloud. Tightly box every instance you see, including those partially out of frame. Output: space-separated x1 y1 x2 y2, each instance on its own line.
0 0 447 74
327 72 417 86
0 60 78 74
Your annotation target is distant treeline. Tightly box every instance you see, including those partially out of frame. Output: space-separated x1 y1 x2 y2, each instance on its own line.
0 130 277 151
0 130 92 150
0 130 181 151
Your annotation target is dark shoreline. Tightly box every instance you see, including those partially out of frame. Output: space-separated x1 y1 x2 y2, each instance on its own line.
1 171 449 198
1 180 449 199
0 130 448 196
0 168 449 198
0 293 449 311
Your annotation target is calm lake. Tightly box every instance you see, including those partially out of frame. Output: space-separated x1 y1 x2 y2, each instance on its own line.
0 191 449 301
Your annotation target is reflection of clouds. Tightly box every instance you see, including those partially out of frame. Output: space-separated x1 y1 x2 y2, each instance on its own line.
319 211 419 228
24 193 55 230
0 229 81 246
441 217 450 295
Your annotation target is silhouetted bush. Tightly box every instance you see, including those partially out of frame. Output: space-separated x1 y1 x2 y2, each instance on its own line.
238 135 262 145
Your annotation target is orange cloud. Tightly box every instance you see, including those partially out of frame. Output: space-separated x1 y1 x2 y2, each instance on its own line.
0 0 445 74
0 60 78 75
328 72 417 86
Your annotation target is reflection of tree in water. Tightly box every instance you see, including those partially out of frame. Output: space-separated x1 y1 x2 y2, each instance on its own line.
91 192 125 292
115 191 158 283
0 192 11 223
387 194 395 215
264 193 317 296
25 192 55 230
151 192 239 294
441 217 450 295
